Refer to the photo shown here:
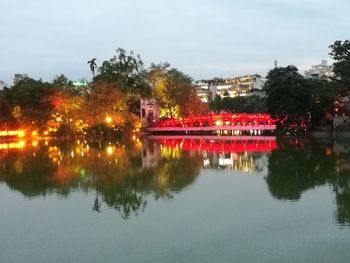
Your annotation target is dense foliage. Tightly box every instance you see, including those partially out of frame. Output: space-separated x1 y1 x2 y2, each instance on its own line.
209 95 267 113
1 40 349 134
263 65 337 127
0 48 207 135
149 63 207 118
329 40 350 93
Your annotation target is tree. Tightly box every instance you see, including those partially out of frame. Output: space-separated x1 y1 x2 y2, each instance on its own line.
4 77 55 127
329 40 350 93
52 74 71 88
263 66 311 125
149 64 207 118
94 48 151 96
0 96 13 126
52 74 76 93
308 79 337 124
45 89 84 134
87 58 97 78
149 63 178 117
82 82 139 134
209 95 266 113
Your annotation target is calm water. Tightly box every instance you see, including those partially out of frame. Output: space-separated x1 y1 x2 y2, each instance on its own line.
1 136 350 263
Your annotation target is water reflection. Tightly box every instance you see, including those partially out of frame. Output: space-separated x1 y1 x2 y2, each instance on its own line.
1 136 350 224
265 138 350 225
0 138 202 219
148 135 275 173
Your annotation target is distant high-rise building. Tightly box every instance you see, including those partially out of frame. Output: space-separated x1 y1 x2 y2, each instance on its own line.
0 80 9 91
304 60 334 80
196 74 265 102
13 73 29 85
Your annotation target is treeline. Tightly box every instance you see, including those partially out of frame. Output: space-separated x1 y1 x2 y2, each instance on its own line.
263 40 350 128
211 40 350 129
1 40 349 135
0 48 207 136
209 95 267 113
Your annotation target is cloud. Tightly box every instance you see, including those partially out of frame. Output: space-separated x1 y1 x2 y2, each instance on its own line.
0 0 349 83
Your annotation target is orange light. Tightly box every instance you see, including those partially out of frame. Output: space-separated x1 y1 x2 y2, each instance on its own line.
105 116 112 123
0 141 25 150
18 130 25 137
106 146 113 155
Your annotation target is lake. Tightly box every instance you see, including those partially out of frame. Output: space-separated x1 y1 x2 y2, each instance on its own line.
0 136 350 263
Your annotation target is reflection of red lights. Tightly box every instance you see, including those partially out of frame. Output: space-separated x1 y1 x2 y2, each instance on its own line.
150 136 277 153
326 147 331 156
152 113 276 128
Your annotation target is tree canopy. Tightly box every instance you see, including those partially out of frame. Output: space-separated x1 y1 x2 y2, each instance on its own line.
329 40 350 92
94 48 151 96
3 77 54 127
263 65 337 126
209 95 267 113
149 63 207 118
264 66 309 119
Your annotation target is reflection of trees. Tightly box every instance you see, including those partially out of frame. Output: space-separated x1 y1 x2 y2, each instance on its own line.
90 151 201 218
266 140 335 200
0 140 201 219
0 150 61 197
266 139 350 225
152 152 202 198
332 151 350 224
101 183 148 219
92 194 102 213
334 177 350 225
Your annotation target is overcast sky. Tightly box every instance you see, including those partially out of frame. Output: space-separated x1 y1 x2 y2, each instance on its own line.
1 0 349 84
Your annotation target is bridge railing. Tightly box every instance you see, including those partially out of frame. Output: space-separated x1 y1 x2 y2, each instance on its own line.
149 113 277 130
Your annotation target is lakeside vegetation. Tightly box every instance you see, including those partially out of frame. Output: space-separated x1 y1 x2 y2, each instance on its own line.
0 40 349 136
0 48 207 137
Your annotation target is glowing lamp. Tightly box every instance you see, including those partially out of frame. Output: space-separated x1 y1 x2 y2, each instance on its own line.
106 146 113 155
215 120 223 126
105 116 112 123
18 130 25 137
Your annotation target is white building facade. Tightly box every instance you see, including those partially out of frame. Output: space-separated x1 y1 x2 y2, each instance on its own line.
0 80 9 91
196 74 265 102
304 60 334 80
13 73 29 85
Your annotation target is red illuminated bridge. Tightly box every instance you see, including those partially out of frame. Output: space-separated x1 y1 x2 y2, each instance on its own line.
147 113 276 133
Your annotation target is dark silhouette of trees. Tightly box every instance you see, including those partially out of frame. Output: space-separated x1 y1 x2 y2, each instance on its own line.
94 49 151 96
329 40 350 93
263 66 310 122
209 95 267 113
3 77 55 128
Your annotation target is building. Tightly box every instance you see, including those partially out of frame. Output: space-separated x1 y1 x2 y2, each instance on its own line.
0 80 9 91
140 98 160 127
13 73 29 85
304 60 334 80
196 74 265 102
195 80 212 103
